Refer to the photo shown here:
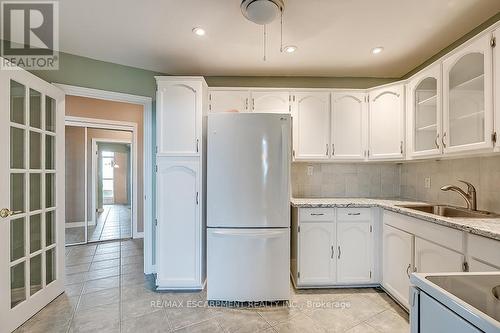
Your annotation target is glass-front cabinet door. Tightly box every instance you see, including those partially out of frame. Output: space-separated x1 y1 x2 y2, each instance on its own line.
0 65 65 332
442 33 494 153
407 64 442 158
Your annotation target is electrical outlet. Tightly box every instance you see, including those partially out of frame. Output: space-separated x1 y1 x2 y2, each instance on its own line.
424 177 431 189
307 166 314 176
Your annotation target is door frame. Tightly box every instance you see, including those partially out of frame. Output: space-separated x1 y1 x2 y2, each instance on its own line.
91 137 133 236
55 84 154 274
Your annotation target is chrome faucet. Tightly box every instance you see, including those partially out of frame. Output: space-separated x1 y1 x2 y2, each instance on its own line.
440 180 477 211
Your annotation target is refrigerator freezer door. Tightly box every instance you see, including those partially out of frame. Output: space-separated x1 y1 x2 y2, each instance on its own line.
207 113 291 228
207 228 290 301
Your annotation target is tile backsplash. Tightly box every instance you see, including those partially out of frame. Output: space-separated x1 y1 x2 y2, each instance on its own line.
400 155 500 213
292 155 500 213
292 163 401 198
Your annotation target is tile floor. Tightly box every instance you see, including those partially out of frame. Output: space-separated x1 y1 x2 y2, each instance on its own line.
65 205 131 245
16 239 409 333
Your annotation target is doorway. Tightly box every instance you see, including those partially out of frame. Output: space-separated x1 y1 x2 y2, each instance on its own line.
64 124 135 246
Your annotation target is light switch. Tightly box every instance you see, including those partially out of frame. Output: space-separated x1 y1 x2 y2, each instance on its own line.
424 177 431 189
307 166 314 176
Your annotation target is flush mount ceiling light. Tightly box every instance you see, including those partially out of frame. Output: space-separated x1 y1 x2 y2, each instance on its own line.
372 46 384 54
241 0 297 61
192 27 206 36
241 0 284 25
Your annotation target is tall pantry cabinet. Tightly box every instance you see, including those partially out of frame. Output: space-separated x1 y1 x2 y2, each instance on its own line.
155 76 207 290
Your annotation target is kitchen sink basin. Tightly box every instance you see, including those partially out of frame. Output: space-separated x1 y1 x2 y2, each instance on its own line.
396 204 500 218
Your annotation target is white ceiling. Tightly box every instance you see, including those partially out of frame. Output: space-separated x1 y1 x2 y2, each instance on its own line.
59 0 500 77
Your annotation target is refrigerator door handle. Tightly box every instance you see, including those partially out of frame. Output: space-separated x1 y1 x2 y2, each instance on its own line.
281 122 288 211
210 229 287 238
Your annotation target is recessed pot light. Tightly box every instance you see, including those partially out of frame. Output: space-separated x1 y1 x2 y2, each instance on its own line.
283 45 297 53
372 46 384 54
192 27 206 36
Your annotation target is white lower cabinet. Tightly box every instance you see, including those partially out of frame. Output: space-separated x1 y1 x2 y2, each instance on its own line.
337 210 373 284
156 158 203 289
292 207 375 287
298 221 336 285
414 237 464 273
383 224 414 307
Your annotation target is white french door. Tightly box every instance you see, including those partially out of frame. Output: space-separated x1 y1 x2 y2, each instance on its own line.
0 63 65 333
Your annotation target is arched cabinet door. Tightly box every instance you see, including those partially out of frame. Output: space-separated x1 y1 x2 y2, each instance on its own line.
251 91 290 113
407 64 442 159
156 159 201 289
337 220 372 283
368 84 405 160
331 92 367 160
157 81 201 156
292 92 331 160
442 33 494 154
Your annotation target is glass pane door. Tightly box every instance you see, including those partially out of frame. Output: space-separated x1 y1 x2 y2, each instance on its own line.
448 53 485 147
8 81 58 307
414 77 438 152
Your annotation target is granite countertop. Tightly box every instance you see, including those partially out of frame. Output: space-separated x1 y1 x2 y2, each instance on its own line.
290 198 500 241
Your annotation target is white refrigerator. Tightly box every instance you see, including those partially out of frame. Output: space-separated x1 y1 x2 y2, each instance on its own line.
207 113 291 302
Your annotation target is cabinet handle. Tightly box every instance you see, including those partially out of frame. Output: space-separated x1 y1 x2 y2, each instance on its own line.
196 192 199 205
337 246 341 259
326 144 329 156
330 245 334 259
310 213 324 216
331 144 335 156
347 212 361 216
406 264 411 278
252 98 255 111
245 98 248 111
442 132 447 148
196 139 199 153
400 141 403 154
435 134 440 149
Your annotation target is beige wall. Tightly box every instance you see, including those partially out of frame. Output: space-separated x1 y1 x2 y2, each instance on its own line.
66 96 144 232
65 126 86 223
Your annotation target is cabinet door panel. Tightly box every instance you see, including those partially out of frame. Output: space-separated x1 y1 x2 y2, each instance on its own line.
298 222 335 285
408 65 442 158
443 33 493 153
468 258 500 272
292 92 331 160
156 159 200 288
332 92 367 160
251 91 290 113
209 90 249 113
383 224 413 308
337 221 372 283
369 85 405 160
414 237 463 274
157 83 200 155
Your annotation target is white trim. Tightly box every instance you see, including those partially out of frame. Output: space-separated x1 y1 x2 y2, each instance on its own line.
65 221 96 228
56 84 154 274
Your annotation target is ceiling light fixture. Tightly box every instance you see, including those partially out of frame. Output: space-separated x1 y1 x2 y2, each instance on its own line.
372 46 384 55
283 45 297 53
192 27 206 36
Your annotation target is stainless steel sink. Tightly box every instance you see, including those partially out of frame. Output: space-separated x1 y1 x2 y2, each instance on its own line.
396 204 500 218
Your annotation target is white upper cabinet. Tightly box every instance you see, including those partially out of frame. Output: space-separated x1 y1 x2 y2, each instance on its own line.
209 90 250 113
442 33 494 153
156 77 207 156
407 65 442 158
331 92 368 160
292 92 331 160
298 221 336 285
368 84 405 160
251 91 290 113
